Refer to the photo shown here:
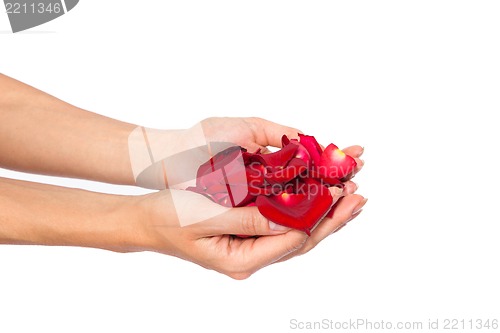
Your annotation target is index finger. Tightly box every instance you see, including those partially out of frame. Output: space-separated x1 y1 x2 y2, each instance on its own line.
249 117 302 148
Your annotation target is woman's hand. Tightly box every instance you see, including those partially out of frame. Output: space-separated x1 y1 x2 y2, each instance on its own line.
0 73 368 278
133 119 367 278
139 142 365 280
139 187 351 279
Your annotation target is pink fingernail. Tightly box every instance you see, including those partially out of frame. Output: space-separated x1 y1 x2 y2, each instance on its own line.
352 198 368 215
269 221 290 231
332 186 343 196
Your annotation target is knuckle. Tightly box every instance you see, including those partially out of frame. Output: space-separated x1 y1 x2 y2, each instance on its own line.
301 242 316 254
244 117 264 131
247 116 263 124
286 236 307 254
240 210 263 235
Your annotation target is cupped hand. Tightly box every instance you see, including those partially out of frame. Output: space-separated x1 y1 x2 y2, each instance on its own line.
139 189 302 279
141 151 365 279
138 117 366 278
140 185 350 279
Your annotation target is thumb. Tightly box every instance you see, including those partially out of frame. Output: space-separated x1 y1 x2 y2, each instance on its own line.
171 190 292 236
215 206 292 237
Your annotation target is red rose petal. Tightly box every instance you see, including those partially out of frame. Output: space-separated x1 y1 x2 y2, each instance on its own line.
194 146 253 207
256 181 333 235
246 162 266 188
187 133 358 235
252 143 298 169
264 158 307 185
298 134 323 166
318 144 357 180
281 134 291 147
197 146 242 177
294 143 312 167
281 136 312 167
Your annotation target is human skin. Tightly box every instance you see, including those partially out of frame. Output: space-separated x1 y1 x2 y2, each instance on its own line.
0 73 367 279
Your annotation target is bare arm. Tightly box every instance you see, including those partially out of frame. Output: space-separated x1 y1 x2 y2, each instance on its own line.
0 74 303 188
0 176 365 280
0 73 136 184
0 177 146 252
0 74 367 278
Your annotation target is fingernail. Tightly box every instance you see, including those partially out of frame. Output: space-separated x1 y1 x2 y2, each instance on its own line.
347 209 363 222
352 181 359 191
269 221 290 231
332 186 343 196
359 147 365 157
352 198 368 215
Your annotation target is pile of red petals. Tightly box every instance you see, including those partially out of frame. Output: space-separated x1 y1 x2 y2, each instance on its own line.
187 134 357 235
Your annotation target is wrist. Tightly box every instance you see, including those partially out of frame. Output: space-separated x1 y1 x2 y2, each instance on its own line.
101 195 154 253
131 191 181 256
129 126 208 190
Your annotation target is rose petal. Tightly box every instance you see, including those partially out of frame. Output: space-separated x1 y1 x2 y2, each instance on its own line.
264 158 307 185
251 143 298 169
281 134 290 147
318 144 357 180
197 146 242 177
298 134 323 166
294 143 312 167
246 162 266 188
187 133 357 235
194 146 253 207
256 180 333 235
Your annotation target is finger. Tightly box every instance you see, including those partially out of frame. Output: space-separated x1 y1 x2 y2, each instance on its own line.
340 156 363 182
203 206 293 237
166 191 290 236
249 117 302 148
243 142 268 154
243 143 272 154
235 230 308 276
343 145 364 158
309 195 367 245
342 146 364 176
269 186 343 264
219 185 344 238
342 180 358 195
274 194 367 263
326 185 344 201
258 146 272 154
353 157 364 174
332 209 364 234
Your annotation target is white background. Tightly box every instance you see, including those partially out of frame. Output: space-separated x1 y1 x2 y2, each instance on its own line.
1 1 499 332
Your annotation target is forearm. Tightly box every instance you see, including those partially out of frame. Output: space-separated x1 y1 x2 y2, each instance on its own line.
0 177 150 252
0 73 137 184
